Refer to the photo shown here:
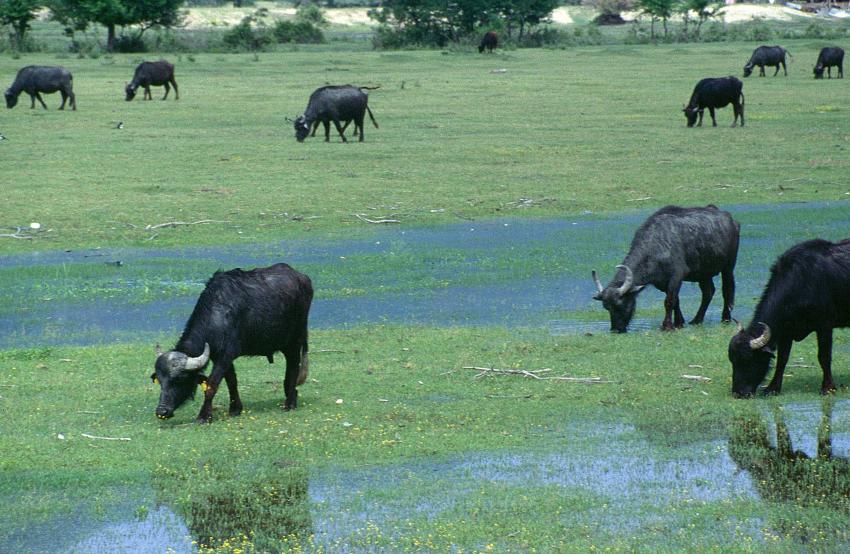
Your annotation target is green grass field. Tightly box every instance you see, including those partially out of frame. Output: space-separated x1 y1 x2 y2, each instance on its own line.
2 39 850 552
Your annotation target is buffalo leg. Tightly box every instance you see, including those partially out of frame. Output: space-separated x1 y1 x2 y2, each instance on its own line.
162 82 170 100
32 93 47 109
144 86 152 100
355 116 365 142
224 369 243 416
689 279 715 325
59 91 68 110
311 121 320 137
817 329 836 394
719 266 735 322
171 78 179 100
697 110 704 127
69 90 76 111
332 119 348 142
323 121 331 142
661 281 684 330
196 360 230 423
764 339 792 395
283 348 301 410
708 107 717 127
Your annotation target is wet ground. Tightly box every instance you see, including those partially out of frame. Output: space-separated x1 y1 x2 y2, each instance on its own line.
2 201 848 349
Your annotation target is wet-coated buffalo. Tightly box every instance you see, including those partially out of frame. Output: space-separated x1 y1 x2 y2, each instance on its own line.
125 60 178 101
592 205 740 333
729 238 850 398
683 76 744 127
743 45 789 77
5 65 75 110
479 31 498 53
151 263 313 423
814 47 844 79
292 85 378 143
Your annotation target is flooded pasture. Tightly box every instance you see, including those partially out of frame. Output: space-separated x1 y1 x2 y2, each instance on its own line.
1 201 848 349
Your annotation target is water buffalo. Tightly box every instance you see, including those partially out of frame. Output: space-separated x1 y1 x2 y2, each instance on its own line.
814 47 844 79
743 45 789 77
125 60 178 101
729 238 850 397
292 85 379 143
683 76 744 127
479 31 498 53
151 263 313 423
5 66 75 110
592 205 740 333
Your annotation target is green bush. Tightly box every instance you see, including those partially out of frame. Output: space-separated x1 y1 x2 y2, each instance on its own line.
273 20 325 44
113 34 147 53
222 18 274 51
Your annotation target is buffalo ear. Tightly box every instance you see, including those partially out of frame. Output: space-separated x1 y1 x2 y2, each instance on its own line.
150 372 158 384
629 285 647 295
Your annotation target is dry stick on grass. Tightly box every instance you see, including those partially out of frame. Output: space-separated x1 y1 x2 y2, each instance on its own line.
681 374 712 382
463 366 612 383
353 213 400 224
81 433 131 441
0 227 34 240
144 219 229 231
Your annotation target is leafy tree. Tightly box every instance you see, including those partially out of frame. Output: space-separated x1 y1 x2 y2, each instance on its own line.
683 0 722 38
637 0 675 39
500 0 559 39
0 0 41 50
48 0 184 51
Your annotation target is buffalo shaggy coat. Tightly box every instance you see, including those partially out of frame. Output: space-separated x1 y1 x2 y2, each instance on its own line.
293 85 379 143
729 239 850 397
683 76 744 128
151 263 313 423
743 45 789 77
592 205 740 333
5 66 75 110
814 47 844 79
125 60 178 101
479 31 498 53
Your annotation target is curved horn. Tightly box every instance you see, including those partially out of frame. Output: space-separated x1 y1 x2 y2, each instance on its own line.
591 270 604 293
731 318 743 333
615 265 634 295
749 323 772 350
184 343 210 371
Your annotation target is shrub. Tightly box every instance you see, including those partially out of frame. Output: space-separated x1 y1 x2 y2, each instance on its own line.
112 34 147 53
222 17 274 51
273 20 325 44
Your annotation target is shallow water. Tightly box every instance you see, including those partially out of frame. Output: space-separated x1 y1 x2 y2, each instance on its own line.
2 201 847 349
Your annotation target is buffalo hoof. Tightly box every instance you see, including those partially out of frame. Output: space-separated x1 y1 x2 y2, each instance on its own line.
229 404 243 416
688 318 704 325
821 386 837 396
196 415 213 424
761 388 780 397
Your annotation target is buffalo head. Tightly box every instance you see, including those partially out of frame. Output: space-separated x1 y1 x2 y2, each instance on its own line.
813 64 825 79
125 83 137 101
592 265 646 333
683 105 700 127
743 63 754 78
293 115 311 142
729 323 774 398
151 343 210 419
5 89 17 109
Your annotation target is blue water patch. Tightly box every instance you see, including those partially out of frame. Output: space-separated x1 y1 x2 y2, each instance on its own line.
0 201 848 348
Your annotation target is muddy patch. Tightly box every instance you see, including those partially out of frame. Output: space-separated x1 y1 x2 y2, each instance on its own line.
0 201 847 348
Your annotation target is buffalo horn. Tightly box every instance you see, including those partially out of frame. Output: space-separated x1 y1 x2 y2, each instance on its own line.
184 343 211 371
749 323 772 350
591 270 604 293
615 265 634 295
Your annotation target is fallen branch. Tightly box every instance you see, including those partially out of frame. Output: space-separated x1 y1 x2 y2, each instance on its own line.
682 374 712 382
81 433 131 441
145 219 228 231
354 213 400 224
463 366 611 383
0 227 34 240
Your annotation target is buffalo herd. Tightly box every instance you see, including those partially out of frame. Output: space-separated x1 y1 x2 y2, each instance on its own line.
3 41 848 422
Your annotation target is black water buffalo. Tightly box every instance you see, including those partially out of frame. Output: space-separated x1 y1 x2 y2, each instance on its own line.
592 205 740 333
151 263 313 423
5 66 75 110
125 60 178 101
729 238 850 398
292 85 379 143
814 47 844 79
683 76 744 127
479 31 498 53
743 45 789 77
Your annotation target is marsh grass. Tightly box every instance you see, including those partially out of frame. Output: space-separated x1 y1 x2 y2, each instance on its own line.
2 41 850 254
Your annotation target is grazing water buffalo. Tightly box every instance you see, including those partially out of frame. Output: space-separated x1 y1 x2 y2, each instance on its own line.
292 85 379 143
479 31 498 53
151 263 313 423
729 239 850 398
125 60 178 101
814 47 844 79
592 205 740 333
5 66 75 110
683 76 744 127
743 45 789 77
